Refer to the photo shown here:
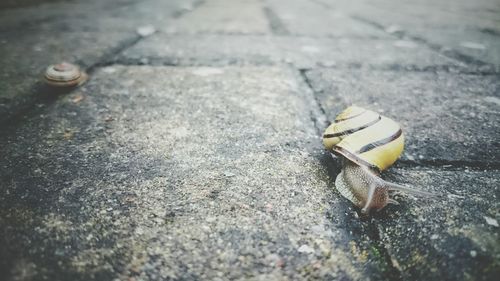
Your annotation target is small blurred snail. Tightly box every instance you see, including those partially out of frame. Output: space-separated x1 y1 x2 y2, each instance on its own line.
44 62 87 87
323 106 433 214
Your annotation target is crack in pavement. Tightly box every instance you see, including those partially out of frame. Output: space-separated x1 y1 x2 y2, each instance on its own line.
85 34 144 74
262 5 290 35
396 159 500 171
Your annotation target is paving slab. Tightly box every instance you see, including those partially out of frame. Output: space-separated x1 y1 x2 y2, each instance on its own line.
0 31 135 122
1 1 499 281
0 66 388 280
0 0 199 122
265 0 389 38
305 68 500 166
410 27 500 69
120 34 278 66
360 0 500 31
372 166 499 281
121 33 459 69
346 0 500 68
165 0 270 34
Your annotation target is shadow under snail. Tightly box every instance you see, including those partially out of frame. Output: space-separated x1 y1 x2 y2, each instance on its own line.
323 106 433 214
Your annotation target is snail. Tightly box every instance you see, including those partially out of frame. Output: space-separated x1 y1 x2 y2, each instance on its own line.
44 62 87 87
323 106 433 213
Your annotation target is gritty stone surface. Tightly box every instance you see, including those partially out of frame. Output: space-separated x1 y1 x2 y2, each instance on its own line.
120 34 279 66
373 167 500 281
305 68 500 166
121 34 458 69
411 27 500 67
0 0 196 122
1 0 499 280
265 0 389 38
272 36 459 69
0 31 134 121
0 66 386 281
0 0 188 33
165 0 270 34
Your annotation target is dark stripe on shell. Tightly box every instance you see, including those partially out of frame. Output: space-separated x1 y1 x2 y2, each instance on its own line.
323 116 381 139
356 129 403 154
334 110 367 123
332 146 380 172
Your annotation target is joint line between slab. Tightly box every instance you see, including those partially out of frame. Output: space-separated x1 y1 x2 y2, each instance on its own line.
262 4 290 35
364 219 404 281
172 0 205 19
298 69 329 135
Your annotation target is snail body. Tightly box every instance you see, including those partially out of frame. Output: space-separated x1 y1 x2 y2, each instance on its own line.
323 106 432 213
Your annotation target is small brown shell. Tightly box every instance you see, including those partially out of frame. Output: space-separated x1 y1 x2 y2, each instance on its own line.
44 62 87 87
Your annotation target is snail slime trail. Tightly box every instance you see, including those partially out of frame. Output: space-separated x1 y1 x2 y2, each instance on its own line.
323 106 434 214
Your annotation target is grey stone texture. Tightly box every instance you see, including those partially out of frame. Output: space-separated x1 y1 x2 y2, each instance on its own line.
305 69 500 166
0 0 499 280
121 34 459 69
1 66 384 280
265 0 389 38
165 0 270 34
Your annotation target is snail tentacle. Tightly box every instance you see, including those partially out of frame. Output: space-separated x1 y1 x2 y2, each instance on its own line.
387 198 400 205
361 182 377 214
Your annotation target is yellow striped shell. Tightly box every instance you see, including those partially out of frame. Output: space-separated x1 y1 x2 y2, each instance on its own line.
323 106 404 172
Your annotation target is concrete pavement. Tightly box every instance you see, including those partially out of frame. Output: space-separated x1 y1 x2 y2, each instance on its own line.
0 0 499 280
